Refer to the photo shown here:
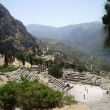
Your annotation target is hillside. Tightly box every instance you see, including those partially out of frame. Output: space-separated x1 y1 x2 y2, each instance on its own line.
27 22 109 56
26 24 61 40
27 22 110 71
0 3 37 55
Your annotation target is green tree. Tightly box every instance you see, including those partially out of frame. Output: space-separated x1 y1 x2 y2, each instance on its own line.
48 64 63 78
20 54 25 65
15 52 25 65
29 53 33 67
0 81 17 110
4 52 8 66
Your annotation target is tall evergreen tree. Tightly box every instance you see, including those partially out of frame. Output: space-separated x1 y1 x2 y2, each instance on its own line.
20 54 25 65
29 53 33 67
4 52 8 66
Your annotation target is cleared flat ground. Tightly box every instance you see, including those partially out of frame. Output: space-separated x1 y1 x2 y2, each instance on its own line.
88 94 110 110
68 84 106 103
68 83 110 110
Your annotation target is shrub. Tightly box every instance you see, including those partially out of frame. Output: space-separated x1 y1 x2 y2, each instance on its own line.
0 81 17 109
0 78 76 110
0 66 18 73
48 64 63 78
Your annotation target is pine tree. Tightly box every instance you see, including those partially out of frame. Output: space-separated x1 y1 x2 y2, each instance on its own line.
4 52 8 66
29 53 33 67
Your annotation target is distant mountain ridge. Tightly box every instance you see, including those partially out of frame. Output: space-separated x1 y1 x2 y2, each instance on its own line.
27 24 61 40
27 22 108 56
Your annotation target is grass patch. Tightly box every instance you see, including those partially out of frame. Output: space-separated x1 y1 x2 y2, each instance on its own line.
0 66 18 73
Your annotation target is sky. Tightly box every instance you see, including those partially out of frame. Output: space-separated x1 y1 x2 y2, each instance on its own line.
0 0 106 27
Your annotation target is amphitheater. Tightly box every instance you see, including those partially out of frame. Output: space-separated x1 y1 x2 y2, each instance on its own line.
48 75 73 92
9 69 40 83
8 69 73 93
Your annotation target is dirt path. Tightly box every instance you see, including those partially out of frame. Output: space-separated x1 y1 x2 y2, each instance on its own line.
53 104 89 110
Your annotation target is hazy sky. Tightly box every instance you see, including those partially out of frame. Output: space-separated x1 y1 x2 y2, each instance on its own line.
0 0 106 27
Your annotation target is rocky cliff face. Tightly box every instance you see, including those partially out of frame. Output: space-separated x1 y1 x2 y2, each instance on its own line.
0 3 37 54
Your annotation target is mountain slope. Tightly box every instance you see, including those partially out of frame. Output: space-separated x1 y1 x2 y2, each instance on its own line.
26 24 62 40
0 3 37 54
59 22 106 55
27 22 107 56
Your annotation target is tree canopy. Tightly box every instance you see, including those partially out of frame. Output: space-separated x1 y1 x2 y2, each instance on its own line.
48 64 63 78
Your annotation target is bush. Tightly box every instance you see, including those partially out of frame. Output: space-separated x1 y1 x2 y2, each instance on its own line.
48 64 63 78
0 66 18 73
0 78 76 110
63 95 77 105
0 81 17 109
